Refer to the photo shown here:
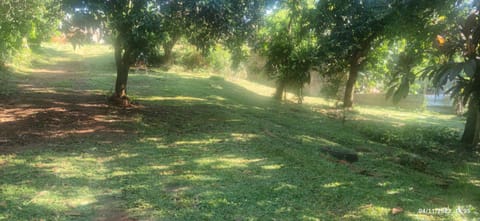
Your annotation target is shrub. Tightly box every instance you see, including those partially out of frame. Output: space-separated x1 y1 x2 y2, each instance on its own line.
355 122 461 154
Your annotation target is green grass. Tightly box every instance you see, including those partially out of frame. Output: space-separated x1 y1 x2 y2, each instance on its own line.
0 44 479 220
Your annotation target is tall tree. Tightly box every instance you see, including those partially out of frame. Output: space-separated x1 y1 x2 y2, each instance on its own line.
314 0 450 108
100 0 269 104
257 0 316 103
102 0 163 103
422 3 480 145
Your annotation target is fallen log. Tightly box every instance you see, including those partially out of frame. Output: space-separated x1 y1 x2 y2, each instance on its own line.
320 147 359 163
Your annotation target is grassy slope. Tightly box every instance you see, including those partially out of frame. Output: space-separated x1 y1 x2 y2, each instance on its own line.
0 44 479 221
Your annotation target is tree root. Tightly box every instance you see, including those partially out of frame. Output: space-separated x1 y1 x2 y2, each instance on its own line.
108 94 131 107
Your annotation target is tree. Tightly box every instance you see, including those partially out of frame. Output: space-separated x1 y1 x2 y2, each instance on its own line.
422 4 480 145
314 0 386 107
58 0 271 104
0 0 61 64
314 0 450 108
257 0 316 103
159 1 187 65
383 39 429 104
98 0 269 104
102 0 163 104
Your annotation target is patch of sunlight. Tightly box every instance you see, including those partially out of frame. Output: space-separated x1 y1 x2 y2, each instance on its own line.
469 179 480 187
257 200 274 207
261 164 283 170
274 183 297 191
3 184 97 211
33 157 108 181
225 119 242 122
181 174 219 181
466 162 480 167
322 182 345 188
377 182 391 187
303 96 331 106
352 105 464 129
207 95 226 101
195 156 263 169
139 96 206 102
227 78 274 97
386 189 402 195
175 138 222 145
111 170 132 177
230 133 258 142
117 152 138 159
209 83 223 90
343 204 390 219
301 215 320 221
132 200 154 210
150 165 169 170
294 135 340 146
175 71 212 79
48 190 96 208
386 187 412 195
142 137 163 142
405 212 438 221
275 206 293 213
451 172 469 177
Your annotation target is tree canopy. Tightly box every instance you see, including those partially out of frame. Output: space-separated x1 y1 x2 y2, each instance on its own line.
0 0 61 64
3 0 480 145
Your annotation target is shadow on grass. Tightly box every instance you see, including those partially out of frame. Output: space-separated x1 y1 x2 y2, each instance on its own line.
1 45 478 220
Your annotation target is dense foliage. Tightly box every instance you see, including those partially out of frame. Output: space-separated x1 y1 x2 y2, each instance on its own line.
256 1 316 103
0 0 61 64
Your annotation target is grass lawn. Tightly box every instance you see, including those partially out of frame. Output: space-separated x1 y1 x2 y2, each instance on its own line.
0 44 479 220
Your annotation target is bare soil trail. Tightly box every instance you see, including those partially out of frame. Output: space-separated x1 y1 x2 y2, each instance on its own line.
0 47 140 220
0 48 137 153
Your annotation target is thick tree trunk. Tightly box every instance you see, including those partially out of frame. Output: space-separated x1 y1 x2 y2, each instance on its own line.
114 64 129 98
111 36 132 106
274 80 286 101
343 34 377 108
343 63 359 108
462 99 480 145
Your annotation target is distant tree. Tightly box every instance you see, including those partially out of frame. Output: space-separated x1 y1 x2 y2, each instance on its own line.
159 1 187 65
257 0 316 103
422 4 480 145
383 40 428 104
314 0 451 108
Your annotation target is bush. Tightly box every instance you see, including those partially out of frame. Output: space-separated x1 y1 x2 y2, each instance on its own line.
206 45 231 72
355 123 461 154
177 47 207 70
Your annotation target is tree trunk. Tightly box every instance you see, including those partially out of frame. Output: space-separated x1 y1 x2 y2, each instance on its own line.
114 63 129 98
162 35 179 65
111 36 132 105
474 108 480 145
343 63 359 108
343 34 377 108
297 87 303 104
461 99 480 145
274 80 286 101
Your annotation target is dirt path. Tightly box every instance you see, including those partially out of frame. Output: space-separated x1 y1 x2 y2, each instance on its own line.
0 48 139 146
0 47 140 220
0 50 137 153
